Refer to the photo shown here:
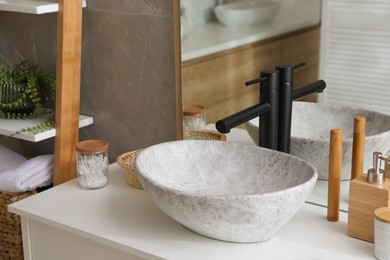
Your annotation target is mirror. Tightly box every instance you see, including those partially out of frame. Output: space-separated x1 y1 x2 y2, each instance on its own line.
181 0 321 122
179 0 390 212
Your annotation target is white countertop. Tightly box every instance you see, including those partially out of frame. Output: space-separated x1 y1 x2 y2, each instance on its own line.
10 163 373 259
181 0 321 61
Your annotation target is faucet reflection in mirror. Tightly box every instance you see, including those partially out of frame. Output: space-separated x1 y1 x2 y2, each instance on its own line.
216 62 326 153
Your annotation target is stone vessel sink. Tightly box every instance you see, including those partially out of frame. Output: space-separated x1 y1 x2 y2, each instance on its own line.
214 0 280 27
245 102 390 180
135 140 317 243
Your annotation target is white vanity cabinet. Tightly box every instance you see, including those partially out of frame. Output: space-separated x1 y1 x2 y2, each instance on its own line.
9 164 375 260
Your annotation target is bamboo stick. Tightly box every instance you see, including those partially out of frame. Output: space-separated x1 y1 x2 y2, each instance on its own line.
328 128 342 222
351 116 366 180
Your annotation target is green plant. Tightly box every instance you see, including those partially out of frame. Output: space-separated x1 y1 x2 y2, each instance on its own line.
0 60 56 119
0 60 56 142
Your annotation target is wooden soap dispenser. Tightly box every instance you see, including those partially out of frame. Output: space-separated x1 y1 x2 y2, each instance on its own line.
348 152 390 242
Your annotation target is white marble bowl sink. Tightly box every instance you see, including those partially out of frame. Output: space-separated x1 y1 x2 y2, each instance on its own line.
214 0 280 27
135 140 317 243
245 102 390 180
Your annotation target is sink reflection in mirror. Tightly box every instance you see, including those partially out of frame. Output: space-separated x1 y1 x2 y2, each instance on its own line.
245 102 390 180
214 0 281 27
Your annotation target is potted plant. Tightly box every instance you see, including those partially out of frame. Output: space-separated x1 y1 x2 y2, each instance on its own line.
0 60 56 119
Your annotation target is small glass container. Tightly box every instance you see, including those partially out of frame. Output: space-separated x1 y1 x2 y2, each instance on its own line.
76 139 109 189
183 104 206 132
374 207 390 260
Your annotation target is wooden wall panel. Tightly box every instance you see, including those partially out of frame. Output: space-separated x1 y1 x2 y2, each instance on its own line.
182 27 320 124
173 0 183 139
282 27 320 68
182 40 282 124
282 27 321 102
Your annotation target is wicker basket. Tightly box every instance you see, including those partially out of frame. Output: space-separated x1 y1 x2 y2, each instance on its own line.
117 149 144 189
0 189 37 260
184 130 227 141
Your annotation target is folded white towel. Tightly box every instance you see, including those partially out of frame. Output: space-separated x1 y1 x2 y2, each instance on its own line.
0 154 54 193
0 144 27 172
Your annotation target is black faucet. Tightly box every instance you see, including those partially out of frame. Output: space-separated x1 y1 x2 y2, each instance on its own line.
276 62 304 153
276 62 326 153
216 62 326 153
216 69 279 150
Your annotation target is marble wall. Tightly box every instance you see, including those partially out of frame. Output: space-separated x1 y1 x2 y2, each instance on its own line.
0 0 178 161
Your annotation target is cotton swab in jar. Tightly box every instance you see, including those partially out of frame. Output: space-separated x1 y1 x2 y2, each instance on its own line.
77 153 108 189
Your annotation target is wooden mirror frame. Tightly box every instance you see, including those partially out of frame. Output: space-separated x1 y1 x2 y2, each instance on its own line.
174 0 183 140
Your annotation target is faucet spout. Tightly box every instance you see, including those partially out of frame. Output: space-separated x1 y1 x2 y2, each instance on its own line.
216 103 270 133
293 80 326 100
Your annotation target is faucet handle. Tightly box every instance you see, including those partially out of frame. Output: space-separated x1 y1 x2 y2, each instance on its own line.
245 76 267 86
276 62 306 83
275 62 306 70
293 62 306 69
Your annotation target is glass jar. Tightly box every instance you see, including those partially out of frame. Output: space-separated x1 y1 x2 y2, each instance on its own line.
183 104 206 132
76 139 109 189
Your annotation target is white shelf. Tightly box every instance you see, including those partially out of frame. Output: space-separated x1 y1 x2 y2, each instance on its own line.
0 114 93 142
0 0 87 14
